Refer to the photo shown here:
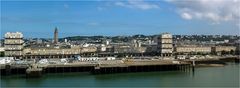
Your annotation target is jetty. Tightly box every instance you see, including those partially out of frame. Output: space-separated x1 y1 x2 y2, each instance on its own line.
1 59 191 77
1 56 239 78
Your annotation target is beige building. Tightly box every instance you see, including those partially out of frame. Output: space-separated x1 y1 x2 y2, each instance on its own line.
114 45 132 53
24 47 97 55
134 47 147 53
212 46 236 53
4 32 24 56
175 46 211 54
157 33 173 56
113 45 146 53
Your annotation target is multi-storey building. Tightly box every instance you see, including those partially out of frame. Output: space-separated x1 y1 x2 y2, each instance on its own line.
212 46 236 52
157 33 173 57
4 32 24 57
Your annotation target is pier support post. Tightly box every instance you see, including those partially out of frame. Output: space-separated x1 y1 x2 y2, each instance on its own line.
192 60 195 73
5 64 11 75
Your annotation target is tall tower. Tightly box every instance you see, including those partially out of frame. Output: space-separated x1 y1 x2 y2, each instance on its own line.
54 27 58 44
157 33 173 57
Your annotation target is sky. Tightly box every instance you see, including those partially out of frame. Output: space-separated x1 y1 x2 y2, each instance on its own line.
1 0 240 38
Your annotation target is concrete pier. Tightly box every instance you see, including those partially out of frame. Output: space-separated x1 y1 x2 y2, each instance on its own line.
5 65 11 76
2 56 238 77
0 60 191 77
26 64 43 78
91 64 191 74
26 68 43 78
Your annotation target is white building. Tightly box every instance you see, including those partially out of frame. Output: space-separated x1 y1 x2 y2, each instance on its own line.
157 33 173 57
97 44 106 52
132 39 142 48
105 40 110 45
0 47 4 52
4 32 24 57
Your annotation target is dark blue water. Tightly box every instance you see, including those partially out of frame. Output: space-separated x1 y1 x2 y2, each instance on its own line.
1 63 239 87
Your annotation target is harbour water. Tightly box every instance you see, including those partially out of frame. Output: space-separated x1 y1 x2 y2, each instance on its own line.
1 63 239 87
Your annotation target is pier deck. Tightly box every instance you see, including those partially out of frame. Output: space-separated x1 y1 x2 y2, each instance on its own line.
2 55 238 76
44 59 189 68
1 59 191 76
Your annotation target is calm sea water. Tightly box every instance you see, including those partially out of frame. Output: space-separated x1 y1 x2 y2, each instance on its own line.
1 63 239 87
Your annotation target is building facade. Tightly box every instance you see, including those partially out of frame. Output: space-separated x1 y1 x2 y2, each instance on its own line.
157 33 173 57
175 46 211 54
212 46 236 52
212 46 236 55
4 32 24 57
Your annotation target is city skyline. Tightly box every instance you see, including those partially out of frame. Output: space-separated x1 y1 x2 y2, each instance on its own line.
1 0 240 38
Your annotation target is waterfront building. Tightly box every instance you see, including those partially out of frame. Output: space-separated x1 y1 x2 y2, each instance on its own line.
157 33 173 57
212 46 236 52
24 47 97 55
0 47 4 52
4 32 24 57
211 46 236 55
0 47 4 57
175 46 211 54
26 48 81 55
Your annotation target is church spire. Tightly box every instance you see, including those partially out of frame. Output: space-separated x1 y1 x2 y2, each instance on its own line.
54 27 58 44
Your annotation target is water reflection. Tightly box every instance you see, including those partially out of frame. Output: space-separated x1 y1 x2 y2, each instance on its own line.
1 63 239 87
